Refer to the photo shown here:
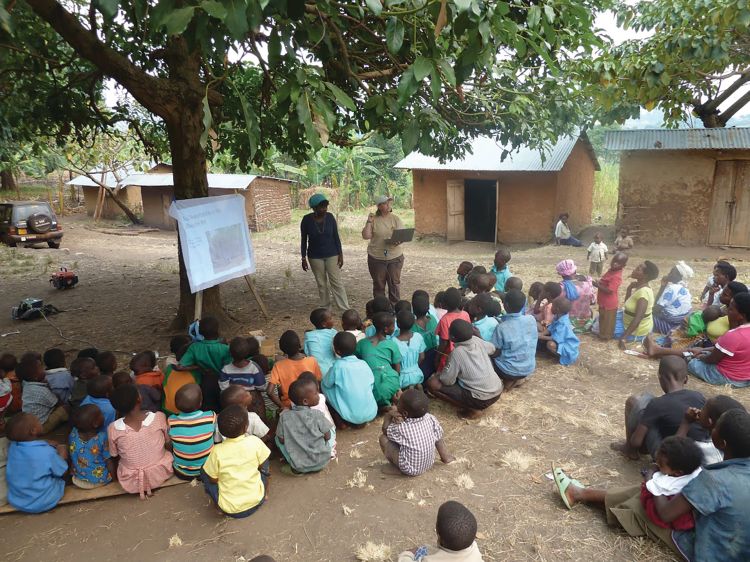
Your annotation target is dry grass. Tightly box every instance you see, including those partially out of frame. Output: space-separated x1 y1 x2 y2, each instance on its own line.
454 474 475 490
355 541 392 562
500 449 537 472
346 468 368 489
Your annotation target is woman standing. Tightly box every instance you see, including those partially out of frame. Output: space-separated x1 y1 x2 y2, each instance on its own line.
362 195 405 304
618 260 660 348
301 194 349 312
652 261 693 334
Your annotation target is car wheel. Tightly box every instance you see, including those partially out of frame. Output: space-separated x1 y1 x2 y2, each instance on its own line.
47 240 60 249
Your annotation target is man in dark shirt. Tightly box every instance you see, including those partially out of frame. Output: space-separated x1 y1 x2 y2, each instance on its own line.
613 356 708 459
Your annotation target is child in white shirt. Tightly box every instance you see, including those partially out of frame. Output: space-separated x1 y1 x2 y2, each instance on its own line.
586 232 608 277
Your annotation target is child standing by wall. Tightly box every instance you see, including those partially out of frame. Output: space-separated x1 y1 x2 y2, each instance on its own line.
6 413 68 513
43 348 74 404
18 357 68 434
68 404 114 489
267 330 322 410
201 404 270 518
81 375 116 427
304 308 338 376
356 312 402 409
587 232 608 277
322 332 377 428
276 378 334 474
379 389 454 476
108 384 173 499
593 252 629 340
539 297 580 366
395 309 426 389
398 501 484 561
168 384 217 479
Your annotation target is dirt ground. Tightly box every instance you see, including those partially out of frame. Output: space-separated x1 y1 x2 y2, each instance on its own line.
1 211 750 562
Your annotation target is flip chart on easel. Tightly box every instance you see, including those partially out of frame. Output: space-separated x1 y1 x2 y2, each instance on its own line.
168 194 256 293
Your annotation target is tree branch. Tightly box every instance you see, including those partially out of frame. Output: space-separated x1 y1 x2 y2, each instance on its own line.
24 0 179 120
702 71 750 112
719 88 750 124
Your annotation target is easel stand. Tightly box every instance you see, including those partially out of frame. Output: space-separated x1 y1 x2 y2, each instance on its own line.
192 275 268 323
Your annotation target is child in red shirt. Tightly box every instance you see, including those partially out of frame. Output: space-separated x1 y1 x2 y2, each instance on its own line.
593 252 628 340
435 288 471 371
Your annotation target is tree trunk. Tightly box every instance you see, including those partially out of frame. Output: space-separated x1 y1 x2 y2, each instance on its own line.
166 97 234 330
1 169 17 191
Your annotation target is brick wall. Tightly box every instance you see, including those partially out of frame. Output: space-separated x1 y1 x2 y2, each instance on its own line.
248 178 292 231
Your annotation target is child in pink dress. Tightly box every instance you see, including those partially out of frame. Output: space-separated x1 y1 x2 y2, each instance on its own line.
108 384 173 499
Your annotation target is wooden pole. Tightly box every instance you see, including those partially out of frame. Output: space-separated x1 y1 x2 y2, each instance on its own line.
244 275 269 318
194 290 204 321
58 176 64 216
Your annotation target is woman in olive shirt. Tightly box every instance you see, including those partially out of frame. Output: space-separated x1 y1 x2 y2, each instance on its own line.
362 195 405 304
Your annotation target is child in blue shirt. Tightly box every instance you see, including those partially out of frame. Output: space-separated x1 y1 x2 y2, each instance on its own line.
6 412 68 513
539 297 580 366
468 294 500 341
456 261 473 292
394 309 426 389
322 332 378 428
43 348 74 404
80 375 116 427
69 404 113 488
489 248 512 292
304 308 338 376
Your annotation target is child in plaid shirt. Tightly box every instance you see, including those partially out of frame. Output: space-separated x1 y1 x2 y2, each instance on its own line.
379 389 454 476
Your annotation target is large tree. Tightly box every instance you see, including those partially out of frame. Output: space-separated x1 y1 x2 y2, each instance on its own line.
0 4 103 190
7 0 602 326
589 0 750 127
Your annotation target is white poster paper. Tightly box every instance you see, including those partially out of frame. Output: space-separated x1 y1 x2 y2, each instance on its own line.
168 194 255 293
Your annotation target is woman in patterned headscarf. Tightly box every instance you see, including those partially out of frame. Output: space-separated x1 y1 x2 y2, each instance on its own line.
653 261 694 334
556 259 596 332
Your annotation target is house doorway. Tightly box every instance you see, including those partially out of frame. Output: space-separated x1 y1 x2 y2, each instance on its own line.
464 179 497 242
708 160 750 247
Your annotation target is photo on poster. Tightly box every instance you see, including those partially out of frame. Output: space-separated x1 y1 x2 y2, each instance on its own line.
206 223 246 274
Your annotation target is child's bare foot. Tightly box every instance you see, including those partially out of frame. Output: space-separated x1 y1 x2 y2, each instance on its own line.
457 408 483 420
610 440 640 460
643 335 657 357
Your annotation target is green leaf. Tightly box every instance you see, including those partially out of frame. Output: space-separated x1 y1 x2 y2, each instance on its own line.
402 120 420 153
296 92 321 150
454 0 472 13
324 82 357 111
234 85 259 162
543 4 555 24
413 56 432 81
430 68 441 104
437 59 456 87
224 0 249 40
527 5 541 28
386 18 405 54
365 0 383 15
268 33 282 66
200 94 211 150
97 0 119 19
0 5 12 34
478 20 490 44
397 68 416 105
201 1 227 20
162 6 195 35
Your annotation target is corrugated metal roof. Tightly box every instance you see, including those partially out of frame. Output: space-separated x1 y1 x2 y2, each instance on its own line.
604 128 750 151
66 166 136 189
119 173 294 190
395 134 596 172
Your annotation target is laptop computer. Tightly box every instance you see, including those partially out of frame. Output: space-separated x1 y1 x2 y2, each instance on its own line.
386 228 415 244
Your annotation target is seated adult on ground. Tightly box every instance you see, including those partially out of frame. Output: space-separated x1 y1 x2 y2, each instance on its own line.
618 261 660 348
644 292 750 388
652 261 694 335
426 319 503 419
554 213 582 247
490 289 538 389
612 356 708 460
553 409 750 562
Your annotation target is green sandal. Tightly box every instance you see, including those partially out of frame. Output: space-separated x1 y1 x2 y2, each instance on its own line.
552 464 584 510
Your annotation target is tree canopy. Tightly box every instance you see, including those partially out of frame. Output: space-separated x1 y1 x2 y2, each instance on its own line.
7 0 604 324
588 0 750 127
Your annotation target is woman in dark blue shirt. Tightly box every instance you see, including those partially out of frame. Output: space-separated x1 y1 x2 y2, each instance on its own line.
300 194 350 311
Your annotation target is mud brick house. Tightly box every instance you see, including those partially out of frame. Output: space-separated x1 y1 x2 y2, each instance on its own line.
68 167 141 220
605 128 750 246
395 134 598 244
125 168 293 231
